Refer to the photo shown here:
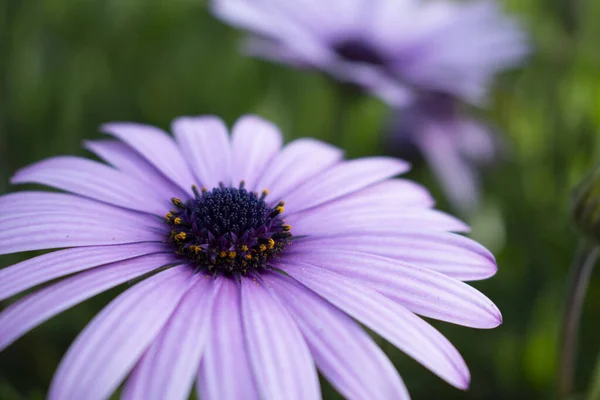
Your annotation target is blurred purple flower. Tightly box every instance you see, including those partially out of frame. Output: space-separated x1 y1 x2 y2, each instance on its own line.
0 115 500 400
213 0 528 211
390 93 504 213
212 0 528 107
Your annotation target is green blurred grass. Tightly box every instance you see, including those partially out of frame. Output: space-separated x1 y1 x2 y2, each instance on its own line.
2 0 600 398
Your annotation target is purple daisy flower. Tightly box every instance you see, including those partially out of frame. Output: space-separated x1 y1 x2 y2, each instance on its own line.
212 0 528 107
0 115 500 399
212 0 528 212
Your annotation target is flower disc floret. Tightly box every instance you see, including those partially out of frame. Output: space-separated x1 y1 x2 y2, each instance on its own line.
166 181 291 276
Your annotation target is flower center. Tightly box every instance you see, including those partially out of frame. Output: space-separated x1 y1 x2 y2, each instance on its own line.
333 39 386 66
165 182 292 277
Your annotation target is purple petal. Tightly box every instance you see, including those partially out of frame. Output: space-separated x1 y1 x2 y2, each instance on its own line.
48 265 194 400
123 275 220 400
455 118 498 164
396 0 528 104
0 191 161 228
417 120 481 213
0 212 163 255
0 253 178 352
101 122 197 195
254 138 343 203
283 157 410 214
171 116 233 189
282 251 501 328
243 36 312 67
290 229 496 281
0 242 168 302
286 206 469 236
11 156 170 215
265 273 410 400
240 277 321 400
279 262 470 390
350 178 435 207
1 208 162 234
230 115 283 191
198 278 259 400
85 139 188 199
212 1 336 66
286 178 434 216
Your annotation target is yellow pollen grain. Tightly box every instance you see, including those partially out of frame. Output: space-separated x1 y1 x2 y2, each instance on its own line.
219 251 227 258
267 238 275 249
245 254 252 260
228 251 236 259
259 244 267 252
173 217 182 225
240 245 249 252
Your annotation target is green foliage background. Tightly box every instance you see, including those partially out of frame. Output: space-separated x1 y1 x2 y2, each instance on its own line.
1 0 600 398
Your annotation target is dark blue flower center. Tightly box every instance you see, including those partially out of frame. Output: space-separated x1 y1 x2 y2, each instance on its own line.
166 182 291 277
333 39 386 66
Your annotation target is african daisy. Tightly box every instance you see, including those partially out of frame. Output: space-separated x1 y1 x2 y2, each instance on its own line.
0 115 500 399
212 0 529 211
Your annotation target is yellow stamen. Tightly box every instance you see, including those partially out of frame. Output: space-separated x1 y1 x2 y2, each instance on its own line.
282 224 292 232
240 245 249 252
173 232 187 241
228 251 237 259
173 217 182 225
190 245 201 254
219 251 227 258
275 206 284 214
259 244 267 252
245 254 252 260
171 198 183 207
267 238 275 249
165 211 174 220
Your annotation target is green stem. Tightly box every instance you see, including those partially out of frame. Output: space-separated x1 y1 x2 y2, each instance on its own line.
589 352 600 400
559 241 600 398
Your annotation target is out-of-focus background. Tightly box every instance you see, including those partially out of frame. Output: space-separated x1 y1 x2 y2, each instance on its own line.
1 0 600 399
